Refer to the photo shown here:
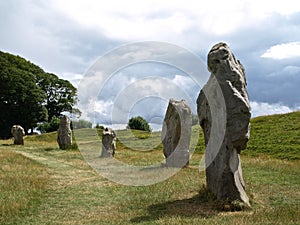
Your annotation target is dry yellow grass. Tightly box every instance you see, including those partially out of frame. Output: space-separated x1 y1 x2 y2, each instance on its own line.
0 112 299 224
0 150 50 224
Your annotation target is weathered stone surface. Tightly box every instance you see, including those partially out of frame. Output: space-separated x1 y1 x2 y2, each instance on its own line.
101 128 116 158
197 42 251 207
11 125 25 145
162 99 192 167
57 115 72 149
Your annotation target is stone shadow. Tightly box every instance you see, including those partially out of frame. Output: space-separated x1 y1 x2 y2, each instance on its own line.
1 143 13 146
130 193 219 223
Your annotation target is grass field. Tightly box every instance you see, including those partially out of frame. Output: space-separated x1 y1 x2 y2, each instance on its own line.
0 112 299 224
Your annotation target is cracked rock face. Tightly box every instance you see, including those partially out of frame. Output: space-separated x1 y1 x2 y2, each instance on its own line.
57 115 72 150
197 42 251 207
101 127 116 158
162 99 192 167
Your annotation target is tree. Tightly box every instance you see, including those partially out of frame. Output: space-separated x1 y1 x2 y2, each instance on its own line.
37 116 60 133
0 51 79 138
38 73 79 121
127 116 151 132
95 123 104 129
0 60 48 136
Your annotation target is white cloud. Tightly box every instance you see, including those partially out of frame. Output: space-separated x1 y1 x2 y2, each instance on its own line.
246 0 300 17
78 97 114 124
250 101 299 118
110 77 192 120
61 72 84 87
172 74 195 87
50 0 300 40
261 42 300 59
78 74 199 125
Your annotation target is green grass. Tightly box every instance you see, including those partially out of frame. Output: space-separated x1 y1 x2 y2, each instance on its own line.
0 112 299 224
244 111 300 160
26 131 57 143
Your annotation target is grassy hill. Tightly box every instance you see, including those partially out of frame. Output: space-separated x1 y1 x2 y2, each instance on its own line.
0 112 299 224
244 111 300 160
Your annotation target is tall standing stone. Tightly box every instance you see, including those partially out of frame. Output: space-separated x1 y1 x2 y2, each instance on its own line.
57 115 72 149
197 42 251 207
101 128 116 158
162 99 192 167
11 125 25 145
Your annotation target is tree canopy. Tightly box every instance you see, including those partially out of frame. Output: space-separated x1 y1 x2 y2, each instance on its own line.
0 51 79 138
127 116 151 132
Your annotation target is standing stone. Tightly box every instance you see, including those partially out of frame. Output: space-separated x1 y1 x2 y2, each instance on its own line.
57 115 72 149
11 125 25 145
162 99 192 167
197 42 251 207
101 128 116 158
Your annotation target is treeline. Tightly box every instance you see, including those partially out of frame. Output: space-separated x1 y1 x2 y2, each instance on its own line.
38 118 92 133
0 51 79 138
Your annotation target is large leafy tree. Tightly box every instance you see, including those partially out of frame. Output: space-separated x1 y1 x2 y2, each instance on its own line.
0 63 47 136
38 73 78 121
0 51 79 138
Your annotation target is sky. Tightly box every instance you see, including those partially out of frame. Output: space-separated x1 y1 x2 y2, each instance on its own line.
1 0 300 128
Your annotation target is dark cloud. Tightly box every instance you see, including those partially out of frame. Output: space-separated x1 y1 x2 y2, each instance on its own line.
218 13 300 108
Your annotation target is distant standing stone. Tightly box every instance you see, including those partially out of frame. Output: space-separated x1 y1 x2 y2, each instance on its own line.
162 99 192 167
11 125 25 145
57 115 72 149
197 42 251 207
101 128 116 158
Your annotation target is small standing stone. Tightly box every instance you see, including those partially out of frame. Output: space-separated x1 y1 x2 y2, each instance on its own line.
57 115 72 149
197 42 251 207
11 125 25 145
162 99 192 167
101 128 116 158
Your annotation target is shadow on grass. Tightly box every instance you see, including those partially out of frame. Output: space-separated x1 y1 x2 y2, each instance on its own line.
1 143 13 146
44 147 58 151
131 193 219 223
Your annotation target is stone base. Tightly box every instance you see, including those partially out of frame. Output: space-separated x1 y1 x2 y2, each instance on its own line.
206 143 250 207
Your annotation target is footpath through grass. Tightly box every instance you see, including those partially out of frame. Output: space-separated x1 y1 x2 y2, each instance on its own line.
0 112 299 224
